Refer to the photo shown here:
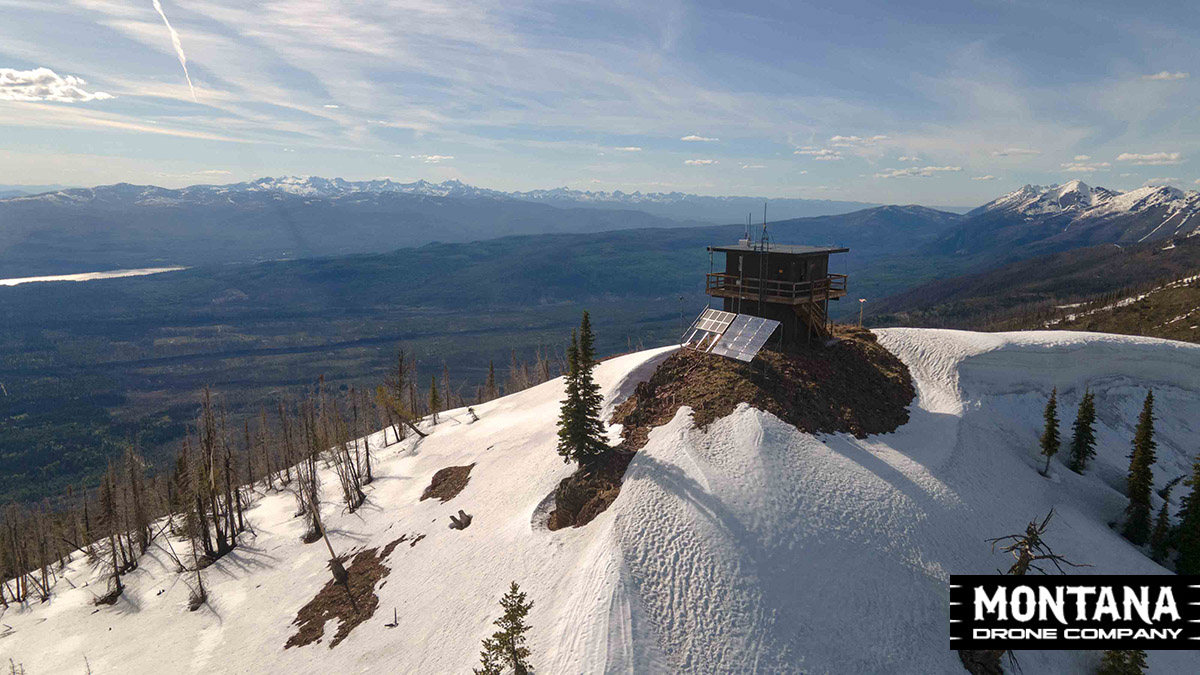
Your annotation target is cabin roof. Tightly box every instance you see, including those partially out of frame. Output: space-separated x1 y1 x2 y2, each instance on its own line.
708 243 849 256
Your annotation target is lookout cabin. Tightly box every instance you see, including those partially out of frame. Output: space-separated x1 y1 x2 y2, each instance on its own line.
705 241 848 346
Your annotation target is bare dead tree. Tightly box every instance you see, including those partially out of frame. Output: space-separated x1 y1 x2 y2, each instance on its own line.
987 509 1089 576
959 509 1089 675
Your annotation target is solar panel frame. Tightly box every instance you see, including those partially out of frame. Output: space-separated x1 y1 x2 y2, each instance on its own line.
681 308 736 351
710 314 780 362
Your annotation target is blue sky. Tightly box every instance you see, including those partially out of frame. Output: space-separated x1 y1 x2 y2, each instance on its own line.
0 0 1196 205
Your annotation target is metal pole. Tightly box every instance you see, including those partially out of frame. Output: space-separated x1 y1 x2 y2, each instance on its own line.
679 296 685 340
859 298 866 327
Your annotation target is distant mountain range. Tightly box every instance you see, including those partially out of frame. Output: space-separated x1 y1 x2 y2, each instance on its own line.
4 176 1193 284
5 175 883 223
0 176 916 278
0 180 701 278
925 180 1200 262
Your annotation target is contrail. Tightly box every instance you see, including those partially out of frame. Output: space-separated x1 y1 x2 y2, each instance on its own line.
151 0 198 102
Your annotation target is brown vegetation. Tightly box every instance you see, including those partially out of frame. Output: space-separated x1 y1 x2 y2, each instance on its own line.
420 464 475 502
612 325 914 450
546 452 633 531
285 535 411 650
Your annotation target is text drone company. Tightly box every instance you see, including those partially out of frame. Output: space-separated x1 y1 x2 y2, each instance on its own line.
949 576 1199 650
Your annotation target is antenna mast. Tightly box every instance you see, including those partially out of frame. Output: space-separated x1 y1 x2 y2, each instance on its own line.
761 201 769 251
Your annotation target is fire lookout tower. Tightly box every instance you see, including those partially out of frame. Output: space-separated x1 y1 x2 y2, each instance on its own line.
705 240 848 346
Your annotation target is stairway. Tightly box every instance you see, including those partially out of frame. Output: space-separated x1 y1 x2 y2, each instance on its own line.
794 302 831 341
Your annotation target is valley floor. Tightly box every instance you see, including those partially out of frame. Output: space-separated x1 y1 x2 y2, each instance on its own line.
4 329 1199 673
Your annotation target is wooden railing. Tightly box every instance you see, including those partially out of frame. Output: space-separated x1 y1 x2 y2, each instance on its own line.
705 273 847 304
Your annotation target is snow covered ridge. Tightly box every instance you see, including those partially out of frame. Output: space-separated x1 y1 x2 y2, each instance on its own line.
0 176 853 209
0 177 694 205
975 179 1200 229
6 330 1200 673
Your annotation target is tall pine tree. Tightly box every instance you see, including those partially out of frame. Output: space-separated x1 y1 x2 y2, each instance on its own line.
1122 391 1157 545
474 581 534 675
1149 482 1175 562
578 311 597 368
1177 454 1200 574
1039 388 1060 476
1097 648 1148 675
556 314 609 468
1066 390 1097 473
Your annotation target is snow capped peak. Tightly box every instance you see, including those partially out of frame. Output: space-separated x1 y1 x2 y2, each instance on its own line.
975 180 1199 222
979 180 1111 216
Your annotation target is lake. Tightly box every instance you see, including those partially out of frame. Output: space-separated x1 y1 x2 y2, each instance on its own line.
0 266 187 287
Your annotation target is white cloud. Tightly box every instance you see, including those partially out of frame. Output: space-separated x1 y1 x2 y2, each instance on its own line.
411 154 454 163
991 148 1040 157
0 67 114 102
830 134 888 146
684 158 717 165
897 155 920 162
1073 155 1091 161
740 164 764 169
681 135 718 142
323 104 340 109
874 165 962 178
1116 152 1183 165
794 148 843 160
613 146 642 152
1195 179 1200 185
971 175 998 181
1142 71 1189 81
1143 177 1179 185
1060 161 1111 173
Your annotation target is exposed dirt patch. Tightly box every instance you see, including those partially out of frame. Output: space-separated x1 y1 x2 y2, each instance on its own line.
420 463 475 502
612 325 915 450
546 451 634 531
285 535 410 650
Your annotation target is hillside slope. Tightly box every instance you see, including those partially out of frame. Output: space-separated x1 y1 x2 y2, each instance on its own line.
1033 273 1200 341
870 234 1200 329
5 330 1199 674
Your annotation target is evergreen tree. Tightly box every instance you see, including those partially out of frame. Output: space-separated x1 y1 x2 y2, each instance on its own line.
1177 454 1200 574
1149 483 1174 562
1066 390 1097 473
556 318 609 468
474 581 534 675
1123 392 1157 545
429 374 440 425
578 310 597 369
1097 649 1147 675
1039 388 1060 476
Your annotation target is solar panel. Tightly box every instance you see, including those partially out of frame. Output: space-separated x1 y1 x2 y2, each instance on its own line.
692 308 735 334
682 308 736 351
710 314 780 362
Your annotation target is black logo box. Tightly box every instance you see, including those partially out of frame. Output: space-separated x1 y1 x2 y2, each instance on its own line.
950 575 1200 650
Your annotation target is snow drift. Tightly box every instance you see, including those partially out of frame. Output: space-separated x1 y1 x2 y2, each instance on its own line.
5 329 1199 674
